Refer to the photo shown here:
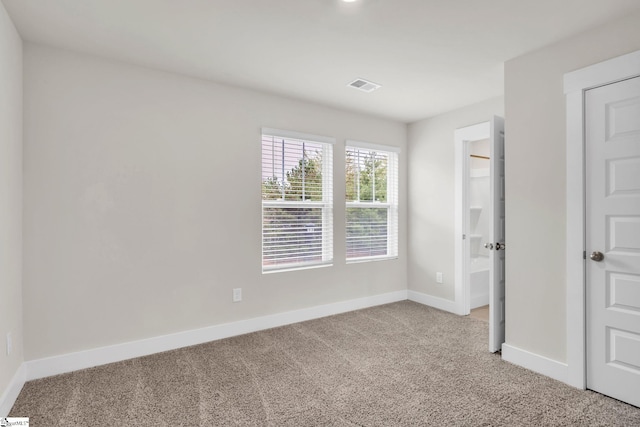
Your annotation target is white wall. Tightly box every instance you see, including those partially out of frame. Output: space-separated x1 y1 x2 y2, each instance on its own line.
407 97 504 300
22 44 407 361
0 0 23 405
505 11 640 363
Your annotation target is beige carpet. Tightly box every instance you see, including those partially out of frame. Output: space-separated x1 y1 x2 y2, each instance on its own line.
10 301 640 426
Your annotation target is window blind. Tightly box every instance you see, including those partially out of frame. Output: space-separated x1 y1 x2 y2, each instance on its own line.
262 130 333 272
345 144 398 262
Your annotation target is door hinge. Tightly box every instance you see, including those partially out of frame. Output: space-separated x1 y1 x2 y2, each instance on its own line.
462 234 466 240
583 251 586 260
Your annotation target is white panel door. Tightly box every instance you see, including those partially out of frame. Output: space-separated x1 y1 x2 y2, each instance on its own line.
489 116 506 353
586 76 640 407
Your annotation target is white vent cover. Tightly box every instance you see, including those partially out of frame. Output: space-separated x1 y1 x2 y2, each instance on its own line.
348 78 381 93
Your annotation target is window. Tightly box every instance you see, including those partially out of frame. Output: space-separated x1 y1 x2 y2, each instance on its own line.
345 142 398 262
261 128 334 272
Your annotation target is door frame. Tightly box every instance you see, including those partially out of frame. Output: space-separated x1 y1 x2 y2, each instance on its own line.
564 49 640 389
454 121 491 316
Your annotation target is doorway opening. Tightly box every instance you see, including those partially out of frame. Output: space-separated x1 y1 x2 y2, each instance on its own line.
468 139 491 315
454 117 505 352
565 49 640 407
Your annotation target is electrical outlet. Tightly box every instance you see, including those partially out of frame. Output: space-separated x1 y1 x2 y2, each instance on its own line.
436 272 443 283
6 332 12 356
232 288 242 303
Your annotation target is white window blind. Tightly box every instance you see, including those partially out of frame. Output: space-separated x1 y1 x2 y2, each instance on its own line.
261 130 333 272
345 143 398 262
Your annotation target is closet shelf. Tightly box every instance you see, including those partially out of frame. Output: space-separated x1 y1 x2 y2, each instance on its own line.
469 206 482 211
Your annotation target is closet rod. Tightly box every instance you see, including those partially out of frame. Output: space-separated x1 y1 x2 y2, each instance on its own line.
470 154 490 160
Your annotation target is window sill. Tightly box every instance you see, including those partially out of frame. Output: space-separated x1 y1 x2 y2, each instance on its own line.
262 261 333 274
346 255 398 265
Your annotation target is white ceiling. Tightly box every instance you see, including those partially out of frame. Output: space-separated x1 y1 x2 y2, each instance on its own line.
4 0 640 123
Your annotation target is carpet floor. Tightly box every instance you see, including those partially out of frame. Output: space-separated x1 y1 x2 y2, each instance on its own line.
10 301 640 426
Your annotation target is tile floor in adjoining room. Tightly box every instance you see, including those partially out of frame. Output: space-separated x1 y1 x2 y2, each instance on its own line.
469 305 489 322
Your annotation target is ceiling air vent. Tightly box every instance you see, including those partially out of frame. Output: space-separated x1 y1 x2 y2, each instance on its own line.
348 78 381 93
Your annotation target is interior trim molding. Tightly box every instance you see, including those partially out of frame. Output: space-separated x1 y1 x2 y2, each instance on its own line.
25 290 408 381
470 294 490 310
0 363 26 417
563 49 640 94
563 48 640 390
407 290 463 315
454 120 491 316
502 344 568 384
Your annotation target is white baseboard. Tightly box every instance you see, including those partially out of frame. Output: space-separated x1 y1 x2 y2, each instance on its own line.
408 290 464 315
470 294 489 309
0 363 26 417
26 290 408 381
502 343 568 384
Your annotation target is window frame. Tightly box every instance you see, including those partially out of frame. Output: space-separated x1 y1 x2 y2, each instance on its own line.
261 128 334 273
345 141 399 263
